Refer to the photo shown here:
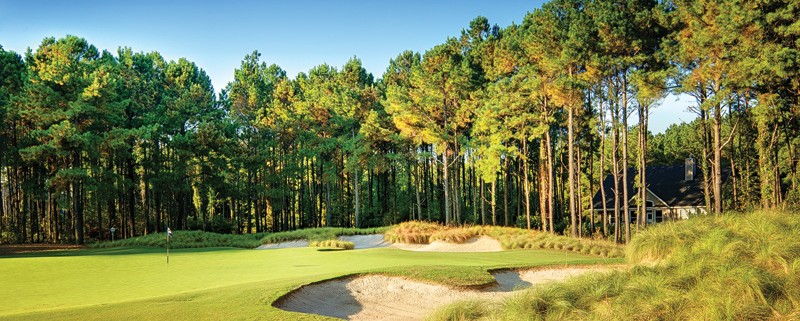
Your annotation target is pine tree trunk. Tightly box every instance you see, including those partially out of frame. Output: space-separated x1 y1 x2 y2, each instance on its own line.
546 130 555 234
504 153 509 226
523 140 532 229
612 93 621 244
568 106 577 237
622 74 630 243
713 102 723 214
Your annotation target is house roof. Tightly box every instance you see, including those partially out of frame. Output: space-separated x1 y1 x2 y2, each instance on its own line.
591 164 710 209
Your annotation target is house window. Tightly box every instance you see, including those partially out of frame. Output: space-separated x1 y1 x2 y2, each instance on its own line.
655 210 663 222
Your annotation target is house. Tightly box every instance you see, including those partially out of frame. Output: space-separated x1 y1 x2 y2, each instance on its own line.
592 158 708 223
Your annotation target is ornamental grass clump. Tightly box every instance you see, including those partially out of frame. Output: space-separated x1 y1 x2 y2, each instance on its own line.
384 221 443 244
309 240 355 250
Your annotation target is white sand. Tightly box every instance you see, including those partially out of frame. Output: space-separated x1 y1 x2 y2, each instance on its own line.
275 266 617 321
256 240 309 250
257 235 503 252
390 236 503 252
338 234 392 249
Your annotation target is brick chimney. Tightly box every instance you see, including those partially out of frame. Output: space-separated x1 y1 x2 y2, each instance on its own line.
685 157 695 181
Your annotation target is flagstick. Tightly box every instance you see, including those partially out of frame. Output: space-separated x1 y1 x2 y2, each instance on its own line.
166 229 170 264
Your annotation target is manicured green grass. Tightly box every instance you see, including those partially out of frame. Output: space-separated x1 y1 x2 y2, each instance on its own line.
0 243 615 320
429 210 800 320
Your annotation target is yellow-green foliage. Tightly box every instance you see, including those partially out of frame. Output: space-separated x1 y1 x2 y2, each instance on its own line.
90 230 267 249
385 221 624 258
308 240 355 250
431 210 800 320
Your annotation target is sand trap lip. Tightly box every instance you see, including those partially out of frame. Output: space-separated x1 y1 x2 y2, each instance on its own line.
257 234 502 252
274 265 618 321
338 234 392 249
258 234 391 250
389 235 503 252
256 240 309 250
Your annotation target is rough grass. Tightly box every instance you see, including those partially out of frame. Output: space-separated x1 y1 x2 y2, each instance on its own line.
385 221 624 258
89 230 267 249
260 226 388 244
429 210 800 321
309 239 355 250
384 221 441 244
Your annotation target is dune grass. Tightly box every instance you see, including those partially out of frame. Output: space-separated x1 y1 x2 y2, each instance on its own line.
428 210 800 321
0 243 615 320
89 230 268 249
385 221 625 258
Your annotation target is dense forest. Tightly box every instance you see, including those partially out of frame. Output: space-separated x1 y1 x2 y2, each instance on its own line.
0 0 798 244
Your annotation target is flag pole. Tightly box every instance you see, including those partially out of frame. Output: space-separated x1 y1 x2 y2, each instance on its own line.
166 227 171 264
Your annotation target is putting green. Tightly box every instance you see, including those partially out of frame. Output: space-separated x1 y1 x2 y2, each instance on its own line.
0 246 619 320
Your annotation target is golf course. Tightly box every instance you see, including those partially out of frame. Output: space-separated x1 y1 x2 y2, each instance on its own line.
3 0 800 320
0 228 619 320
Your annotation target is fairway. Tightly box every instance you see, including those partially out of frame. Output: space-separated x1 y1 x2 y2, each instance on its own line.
0 246 616 320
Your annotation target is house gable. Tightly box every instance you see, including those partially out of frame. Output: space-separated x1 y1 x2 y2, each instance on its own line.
591 164 707 210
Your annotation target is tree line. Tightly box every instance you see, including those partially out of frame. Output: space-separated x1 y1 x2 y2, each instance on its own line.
1 0 798 244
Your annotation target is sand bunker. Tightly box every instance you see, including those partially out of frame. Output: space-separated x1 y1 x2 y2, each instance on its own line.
256 240 309 250
275 266 615 321
338 234 392 249
390 236 503 252
257 234 503 252
258 235 392 250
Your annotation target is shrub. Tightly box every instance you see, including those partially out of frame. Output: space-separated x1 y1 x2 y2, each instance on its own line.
309 240 354 250
383 221 442 244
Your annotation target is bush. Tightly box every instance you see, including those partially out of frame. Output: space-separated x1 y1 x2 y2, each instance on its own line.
383 221 441 244
309 240 354 250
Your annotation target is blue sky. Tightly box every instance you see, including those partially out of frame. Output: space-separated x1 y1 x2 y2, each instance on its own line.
0 0 695 133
